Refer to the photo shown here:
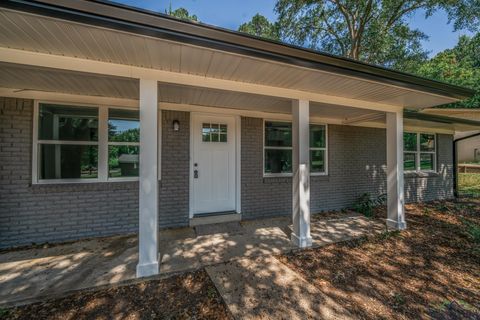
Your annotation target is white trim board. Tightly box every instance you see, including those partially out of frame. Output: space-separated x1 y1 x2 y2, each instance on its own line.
2 89 454 134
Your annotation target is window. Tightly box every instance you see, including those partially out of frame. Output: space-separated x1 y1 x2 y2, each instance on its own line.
108 109 140 178
202 123 227 142
34 102 140 183
264 121 327 175
404 132 436 172
310 125 327 173
37 104 99 180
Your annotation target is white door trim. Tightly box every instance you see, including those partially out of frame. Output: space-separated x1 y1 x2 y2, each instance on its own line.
189 112 241 218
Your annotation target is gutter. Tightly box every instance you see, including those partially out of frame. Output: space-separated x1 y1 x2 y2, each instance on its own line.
0 0 475 100
404 110 480 127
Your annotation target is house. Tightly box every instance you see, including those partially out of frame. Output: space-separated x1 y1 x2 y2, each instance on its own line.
422 108 480 163
0 0 479 278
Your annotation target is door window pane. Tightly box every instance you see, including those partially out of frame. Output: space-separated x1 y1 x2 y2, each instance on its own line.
310 125 326 148
404 133 417 151
202 123 211 142
264 149 292 174
109 146 140 177
404 153 416 171
39 104 98 141
108 109 140 142
39 144 98 179
265 121 292 147
420 134 435 152
310 150 325 173
420 153 434 171
202 123 227 142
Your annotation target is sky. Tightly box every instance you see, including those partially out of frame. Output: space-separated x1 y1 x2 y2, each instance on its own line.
114 0 473 57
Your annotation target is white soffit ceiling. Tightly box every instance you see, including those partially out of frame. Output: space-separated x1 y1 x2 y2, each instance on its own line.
0 62 138 99
0 8 458 109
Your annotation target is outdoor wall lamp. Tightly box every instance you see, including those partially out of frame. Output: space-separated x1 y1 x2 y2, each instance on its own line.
172 119 180 131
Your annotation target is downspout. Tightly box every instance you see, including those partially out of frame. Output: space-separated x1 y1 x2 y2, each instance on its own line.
453 132 480 198
453 139 458 198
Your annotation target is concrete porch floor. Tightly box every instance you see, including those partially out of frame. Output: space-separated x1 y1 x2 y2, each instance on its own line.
0 214 385 306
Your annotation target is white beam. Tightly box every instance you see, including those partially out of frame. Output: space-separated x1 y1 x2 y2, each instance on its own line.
291 100 312 248
343 112 385 125
386 111 406 230
0 88 138 108
136 79 159 278
0 47 404 113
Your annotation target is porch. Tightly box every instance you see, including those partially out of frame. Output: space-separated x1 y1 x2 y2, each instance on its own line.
0 214 385 306
0 1 472 282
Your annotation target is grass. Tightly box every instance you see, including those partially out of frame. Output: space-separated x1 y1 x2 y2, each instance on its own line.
458 173 480 196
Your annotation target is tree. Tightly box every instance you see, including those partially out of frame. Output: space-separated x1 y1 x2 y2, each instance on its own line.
274 0 479 71
416 33 480 108
238 14 280 40
166 6 198 22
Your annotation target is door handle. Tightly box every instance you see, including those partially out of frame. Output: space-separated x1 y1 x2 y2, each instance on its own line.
194 169 199 179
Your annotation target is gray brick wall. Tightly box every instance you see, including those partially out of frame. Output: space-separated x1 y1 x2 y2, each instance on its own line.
404 133 454 202
0 98 191 248
310 124 389 212
0 99 454 248
241 118 454 218
158 110 190 228
0 98 139 248
241 117 292 219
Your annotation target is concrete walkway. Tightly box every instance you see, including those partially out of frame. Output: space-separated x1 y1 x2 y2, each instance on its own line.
0 214 385 306
206 256 351 319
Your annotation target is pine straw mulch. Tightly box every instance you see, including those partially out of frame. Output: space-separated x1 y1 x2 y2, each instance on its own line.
278 199 480 320
3 269 232 320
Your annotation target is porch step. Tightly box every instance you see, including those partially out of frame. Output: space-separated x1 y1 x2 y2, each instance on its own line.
190 212 242 227
194 221 243 236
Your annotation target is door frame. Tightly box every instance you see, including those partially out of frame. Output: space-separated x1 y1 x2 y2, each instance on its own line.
189 112 241 218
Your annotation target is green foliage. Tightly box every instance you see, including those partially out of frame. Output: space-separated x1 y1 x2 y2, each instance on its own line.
0 307 10 318
416 33 480 108
458 173 480 197
353 193 386 217
238 14 280 40
377 229 401 241
462 218 480 244
166 6 198 22
272 0 478 72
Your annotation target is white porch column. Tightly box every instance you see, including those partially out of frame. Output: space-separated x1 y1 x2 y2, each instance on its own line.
291 99 312 248
386 111 406 230
136 79 159 278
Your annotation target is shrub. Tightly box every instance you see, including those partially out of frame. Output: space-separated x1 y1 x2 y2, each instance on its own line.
353 193 386 217
462 219 480 244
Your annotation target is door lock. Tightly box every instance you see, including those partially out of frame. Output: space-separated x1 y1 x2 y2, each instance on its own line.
194 169 199 179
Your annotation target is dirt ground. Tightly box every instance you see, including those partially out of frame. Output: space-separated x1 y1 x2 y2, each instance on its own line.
3 270 232 320
278 199 480 319
2 199 479 320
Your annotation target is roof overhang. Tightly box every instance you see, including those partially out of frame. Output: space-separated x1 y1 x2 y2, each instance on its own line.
405 110 480 132
0 0 475 108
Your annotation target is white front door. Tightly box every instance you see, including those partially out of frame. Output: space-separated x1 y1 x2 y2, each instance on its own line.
192 114 236 214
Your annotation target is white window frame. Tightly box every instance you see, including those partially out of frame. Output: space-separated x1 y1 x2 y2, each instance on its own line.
32 100 142 184
263 119 328 177
404 132 437 173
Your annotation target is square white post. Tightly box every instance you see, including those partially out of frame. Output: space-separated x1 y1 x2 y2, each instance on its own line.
291 99 312 248
386 111 406 230
136 79 159 278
